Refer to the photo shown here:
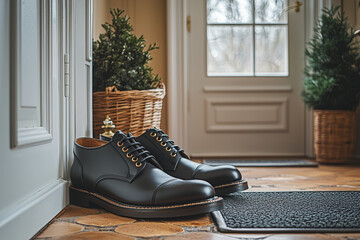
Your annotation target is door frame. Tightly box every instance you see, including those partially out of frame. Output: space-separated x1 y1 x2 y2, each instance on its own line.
167 0 335 158
64 0 94 180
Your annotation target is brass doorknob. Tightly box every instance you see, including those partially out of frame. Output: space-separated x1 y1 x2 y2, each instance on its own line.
285 1 303 13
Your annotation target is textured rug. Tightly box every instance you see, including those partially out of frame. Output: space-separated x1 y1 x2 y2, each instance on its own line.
204 159 318 167
212 191 360 233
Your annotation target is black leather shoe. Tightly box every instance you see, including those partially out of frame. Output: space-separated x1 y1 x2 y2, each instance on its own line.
136 128 248 196
70 131 223 218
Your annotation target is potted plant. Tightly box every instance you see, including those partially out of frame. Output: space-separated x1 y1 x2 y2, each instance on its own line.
92 9 165 138
302 6 360 163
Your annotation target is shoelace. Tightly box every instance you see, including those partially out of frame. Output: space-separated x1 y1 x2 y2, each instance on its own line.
117 133 154 168
152 129 185 157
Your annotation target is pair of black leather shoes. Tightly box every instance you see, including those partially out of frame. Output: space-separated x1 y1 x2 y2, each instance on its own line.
70 129 248 218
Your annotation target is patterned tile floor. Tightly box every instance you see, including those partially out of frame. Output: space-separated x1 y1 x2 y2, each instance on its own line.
32 164 360 240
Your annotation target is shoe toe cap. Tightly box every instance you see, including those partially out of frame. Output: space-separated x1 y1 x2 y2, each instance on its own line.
153 179 215 206
194 165 242 186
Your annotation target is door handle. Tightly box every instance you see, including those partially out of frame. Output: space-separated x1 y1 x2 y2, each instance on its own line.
285 1 303 13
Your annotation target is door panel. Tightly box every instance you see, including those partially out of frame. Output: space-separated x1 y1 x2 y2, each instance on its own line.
187 0 305 157
0 0 66 239
0 0 93 239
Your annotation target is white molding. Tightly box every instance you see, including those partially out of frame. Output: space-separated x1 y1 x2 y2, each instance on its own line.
17 127 53 146
11 0 53 148
205 97 288 132
85 0 94 137
85 61 93 138
167 0 187 147
203 85 293 92
85 0 93 62
66 0 76 179
61 0 73 180
0 179 68 240
86 0 94 138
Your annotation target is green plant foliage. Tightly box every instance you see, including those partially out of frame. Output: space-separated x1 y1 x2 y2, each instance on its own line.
93 9 161 92
302 6 360 110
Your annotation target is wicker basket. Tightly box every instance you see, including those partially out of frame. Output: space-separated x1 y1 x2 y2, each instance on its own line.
313 110 356 164
93 84 165 138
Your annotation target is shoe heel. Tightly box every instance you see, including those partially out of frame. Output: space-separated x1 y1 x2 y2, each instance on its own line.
69 187 95 208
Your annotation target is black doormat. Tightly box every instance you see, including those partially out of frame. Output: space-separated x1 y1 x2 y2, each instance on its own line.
212 191 360 233
204 159 318 167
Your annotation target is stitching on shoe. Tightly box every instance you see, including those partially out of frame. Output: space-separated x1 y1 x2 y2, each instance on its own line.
71 186 222 210
213 180 247 189
151 179 178 205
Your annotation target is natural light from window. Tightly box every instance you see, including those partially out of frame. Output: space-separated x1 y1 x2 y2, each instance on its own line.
207 0 289 77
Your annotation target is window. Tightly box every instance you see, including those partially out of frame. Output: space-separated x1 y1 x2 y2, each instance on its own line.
207 0 288 76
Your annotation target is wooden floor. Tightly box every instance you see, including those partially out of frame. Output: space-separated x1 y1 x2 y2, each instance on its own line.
33 164 360 240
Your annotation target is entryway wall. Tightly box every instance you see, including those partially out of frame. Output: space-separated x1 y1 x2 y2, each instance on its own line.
93 0 168 132
343 0 360 157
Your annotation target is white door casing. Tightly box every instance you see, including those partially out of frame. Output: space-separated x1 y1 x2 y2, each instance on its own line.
0 0 93 239
65 0 94 179
167 0 334 158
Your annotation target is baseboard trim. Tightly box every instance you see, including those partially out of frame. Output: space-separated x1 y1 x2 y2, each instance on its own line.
0 179 69 240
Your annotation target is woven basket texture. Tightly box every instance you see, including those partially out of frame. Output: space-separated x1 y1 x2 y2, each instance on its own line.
93 84 165 138
313 110 356 164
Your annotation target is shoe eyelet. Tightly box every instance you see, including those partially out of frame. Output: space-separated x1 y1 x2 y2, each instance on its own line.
126 153 133 158
150 132 156 137
135 162 142 167
117 141 124 147
161 142 166 147
122 147 128 152
132 157 138 162
166 147 171 152
156 137 162 142
170 152 176 157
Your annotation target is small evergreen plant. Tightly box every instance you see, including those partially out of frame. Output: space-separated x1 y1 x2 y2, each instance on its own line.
302 6 360 110
93 9 161 92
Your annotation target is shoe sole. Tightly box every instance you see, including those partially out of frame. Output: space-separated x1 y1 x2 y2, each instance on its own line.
213 179 249 196
69 186 223 218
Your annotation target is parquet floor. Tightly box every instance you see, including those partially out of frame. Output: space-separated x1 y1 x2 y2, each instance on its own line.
33 164 360 240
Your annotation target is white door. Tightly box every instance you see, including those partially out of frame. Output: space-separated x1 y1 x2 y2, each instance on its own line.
186 0 305 157
0 0 67 239
0 0 93 239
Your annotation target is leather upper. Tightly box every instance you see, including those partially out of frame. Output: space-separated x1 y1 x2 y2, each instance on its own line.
71 131 215 206
136 128 243 187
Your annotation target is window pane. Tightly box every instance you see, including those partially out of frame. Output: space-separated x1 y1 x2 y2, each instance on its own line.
207 26 253 76
207 0 253 24
255 0 287 23
255 26 288 75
